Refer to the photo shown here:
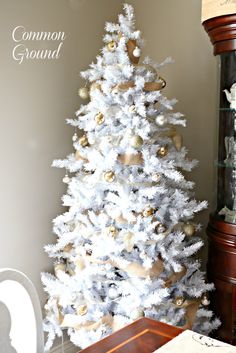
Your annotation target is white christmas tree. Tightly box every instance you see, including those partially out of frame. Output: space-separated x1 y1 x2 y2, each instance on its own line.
42 4 220 351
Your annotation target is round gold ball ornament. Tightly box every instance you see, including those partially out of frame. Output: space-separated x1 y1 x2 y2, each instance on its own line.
142 206 155 218
155 223 166 234
79 135 89 147
107 225 118 238
78 87 89 99
152 173 161 183
104 170 115 183
182 223 196 236
201 294 210 306
77 304 88 316
157 146 168 158
129 135 143 149
107 41 117 52
95 112 105 125
174 296 185 307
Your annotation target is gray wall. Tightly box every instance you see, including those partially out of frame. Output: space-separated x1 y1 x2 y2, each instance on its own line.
0 0 217 308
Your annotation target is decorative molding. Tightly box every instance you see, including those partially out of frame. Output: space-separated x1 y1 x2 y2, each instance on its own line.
203 14 236 55
50 340 78 353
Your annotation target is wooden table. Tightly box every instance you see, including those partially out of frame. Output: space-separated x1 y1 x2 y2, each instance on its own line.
79 317 183 353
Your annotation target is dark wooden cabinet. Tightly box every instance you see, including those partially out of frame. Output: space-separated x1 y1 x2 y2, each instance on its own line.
79 318 182 353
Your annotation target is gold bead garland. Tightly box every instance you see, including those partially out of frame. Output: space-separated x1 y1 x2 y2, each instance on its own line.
142 206 155 217
106 225 118 237
107 41 117 51
77 304 88 316
79 135 89 147
157 146 168 157
104 170 115 183
95 112 105 125
174 296 185 307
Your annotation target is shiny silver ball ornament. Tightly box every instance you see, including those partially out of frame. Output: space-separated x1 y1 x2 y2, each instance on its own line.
78 87 89 99
155 114 167 126
130 135 143 149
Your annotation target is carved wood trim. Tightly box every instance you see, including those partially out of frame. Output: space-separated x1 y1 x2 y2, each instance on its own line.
203 14 236 55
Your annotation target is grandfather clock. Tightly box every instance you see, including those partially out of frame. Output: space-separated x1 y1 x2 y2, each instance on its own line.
202 1 236 344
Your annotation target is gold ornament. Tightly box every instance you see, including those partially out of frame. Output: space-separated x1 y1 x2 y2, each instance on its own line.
201 294 210 306
157 146 168 157
86 249 93 256
129 135 143 149
78 87 89 99
142 206 155 217
107 225 118 237
79 135 89 147
152 173 161 182
155 223 166 234
104 170 115 183
54 262 66 277
95 112 105 125
63 243 73 252
174 296 185 307
107 41 117 52
77 304 88 316
183 223 196 236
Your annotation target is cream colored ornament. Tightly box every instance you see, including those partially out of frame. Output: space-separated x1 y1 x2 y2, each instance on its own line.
172 133 183 152
108 287 119 299
133 46 141 57
174 296 185 307
77 304 88 316
130 308 144 320
107 225 118 237
123 232 134 252
95 112 105 125
157 145 168 157
142 206 155 217
72 132 78 142
76 257 85 271
183 223 196 236
104 170 115 183
90 82 101 93
78 87 89 99
79 135 89 147
152 173 161 182
54 263 66 277
63 174 70 184
155 223 166 234
129 105 136 113
201 294 210 306
156 114 167 126
129 135 143 149
107 41 117 51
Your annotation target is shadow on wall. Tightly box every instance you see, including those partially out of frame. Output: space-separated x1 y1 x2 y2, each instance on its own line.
0 301 17 353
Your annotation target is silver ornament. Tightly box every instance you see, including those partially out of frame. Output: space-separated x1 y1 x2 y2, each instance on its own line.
155 115 167 126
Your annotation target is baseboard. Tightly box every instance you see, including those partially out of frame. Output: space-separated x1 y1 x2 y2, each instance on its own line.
50 339 78 353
